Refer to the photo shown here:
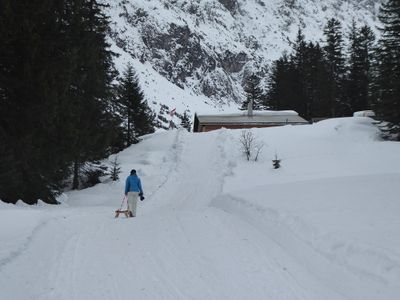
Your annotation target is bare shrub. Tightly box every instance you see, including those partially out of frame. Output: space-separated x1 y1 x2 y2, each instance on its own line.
254 142 264 161
239 130 264 161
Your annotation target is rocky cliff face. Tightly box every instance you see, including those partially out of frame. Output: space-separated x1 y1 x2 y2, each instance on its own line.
107 0 381 111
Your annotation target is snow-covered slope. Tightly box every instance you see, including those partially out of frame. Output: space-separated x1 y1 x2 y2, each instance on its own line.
107 0 382 118
1 118 400 299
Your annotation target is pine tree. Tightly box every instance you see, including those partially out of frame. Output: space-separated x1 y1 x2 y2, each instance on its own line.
346 22 375 113
180 111 192 132
267 37 330 120
305 42 331 119
241 73 265 111
373 0 400 139
0 0 124 202
291 28 311 119
67 0 120 190
109 156 121 182
117 65 141 145
323 18 346 117
0 0 77 204
117 64 155 146
266 54 297 111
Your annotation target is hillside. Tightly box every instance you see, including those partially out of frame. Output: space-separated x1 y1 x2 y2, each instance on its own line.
106 0 382 121
1 118 400 299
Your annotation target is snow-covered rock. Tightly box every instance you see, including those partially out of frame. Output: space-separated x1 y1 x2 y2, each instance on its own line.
106 0 382 121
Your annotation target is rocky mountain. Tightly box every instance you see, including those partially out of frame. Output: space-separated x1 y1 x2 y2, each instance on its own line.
106 0 382 121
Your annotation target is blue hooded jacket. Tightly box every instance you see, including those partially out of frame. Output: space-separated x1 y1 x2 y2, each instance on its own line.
125 174 143 195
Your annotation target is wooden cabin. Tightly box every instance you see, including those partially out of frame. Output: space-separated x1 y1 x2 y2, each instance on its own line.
193 110 309 132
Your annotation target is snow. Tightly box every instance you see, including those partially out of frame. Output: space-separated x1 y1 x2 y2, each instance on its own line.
353 110 376 117
197 110 300 116
106 0 382 114
1 117 400 300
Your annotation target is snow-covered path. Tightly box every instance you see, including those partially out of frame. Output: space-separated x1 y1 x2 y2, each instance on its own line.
1 119 400 300
0 131 308 299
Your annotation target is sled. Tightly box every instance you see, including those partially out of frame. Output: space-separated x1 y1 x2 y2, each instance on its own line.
115 196 136 218
115 209 132 218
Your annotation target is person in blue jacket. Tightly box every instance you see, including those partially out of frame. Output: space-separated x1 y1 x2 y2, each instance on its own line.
124 169 144 217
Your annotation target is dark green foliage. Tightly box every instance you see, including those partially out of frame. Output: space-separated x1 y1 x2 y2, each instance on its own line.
267 20 377 121
323 18 347 116
71 161 108 189
346 23 375 113
0 0 76 203
267 54 297 111
157 114 169 125
67 0 120 190
266 34 331 120
372 0 400 139
0 0 123 203
240 73 265 111
303 42 332 119
272 153 281 169
109 156 121 181
82 162 108 188
180 110 192 132
290 29 309 117
0 134 20 203
116 64 155 146
288 29 331 119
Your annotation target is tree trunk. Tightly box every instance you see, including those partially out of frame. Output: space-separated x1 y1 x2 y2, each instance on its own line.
72 160 80 190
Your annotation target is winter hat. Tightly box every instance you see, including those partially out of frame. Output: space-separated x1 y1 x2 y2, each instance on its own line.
130 169 136 175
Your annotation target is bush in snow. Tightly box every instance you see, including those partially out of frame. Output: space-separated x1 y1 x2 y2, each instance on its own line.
272 153 281 169
239 130 264 161
180 110 192 132
109 156 121 181
81 162 108 188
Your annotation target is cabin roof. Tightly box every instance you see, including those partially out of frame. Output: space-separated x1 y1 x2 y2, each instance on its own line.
196 110 308 125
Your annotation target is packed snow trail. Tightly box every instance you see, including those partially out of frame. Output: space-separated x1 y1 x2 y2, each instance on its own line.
0 130 323 300
1 122 400 300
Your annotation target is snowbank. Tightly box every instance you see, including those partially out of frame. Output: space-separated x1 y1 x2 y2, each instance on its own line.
1 118 400 300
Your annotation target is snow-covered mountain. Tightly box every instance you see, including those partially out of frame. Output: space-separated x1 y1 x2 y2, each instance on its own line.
106 0 382 120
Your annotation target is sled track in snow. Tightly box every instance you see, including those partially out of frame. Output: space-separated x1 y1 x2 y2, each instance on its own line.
146 130 185 200
210 194 400 300
0 214 59 271
172 129 235 211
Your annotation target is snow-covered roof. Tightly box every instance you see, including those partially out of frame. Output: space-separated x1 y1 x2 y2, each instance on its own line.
353 110 375 117
196 110 308 125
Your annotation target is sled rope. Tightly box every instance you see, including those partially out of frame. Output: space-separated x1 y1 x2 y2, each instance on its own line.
119 195 127 211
